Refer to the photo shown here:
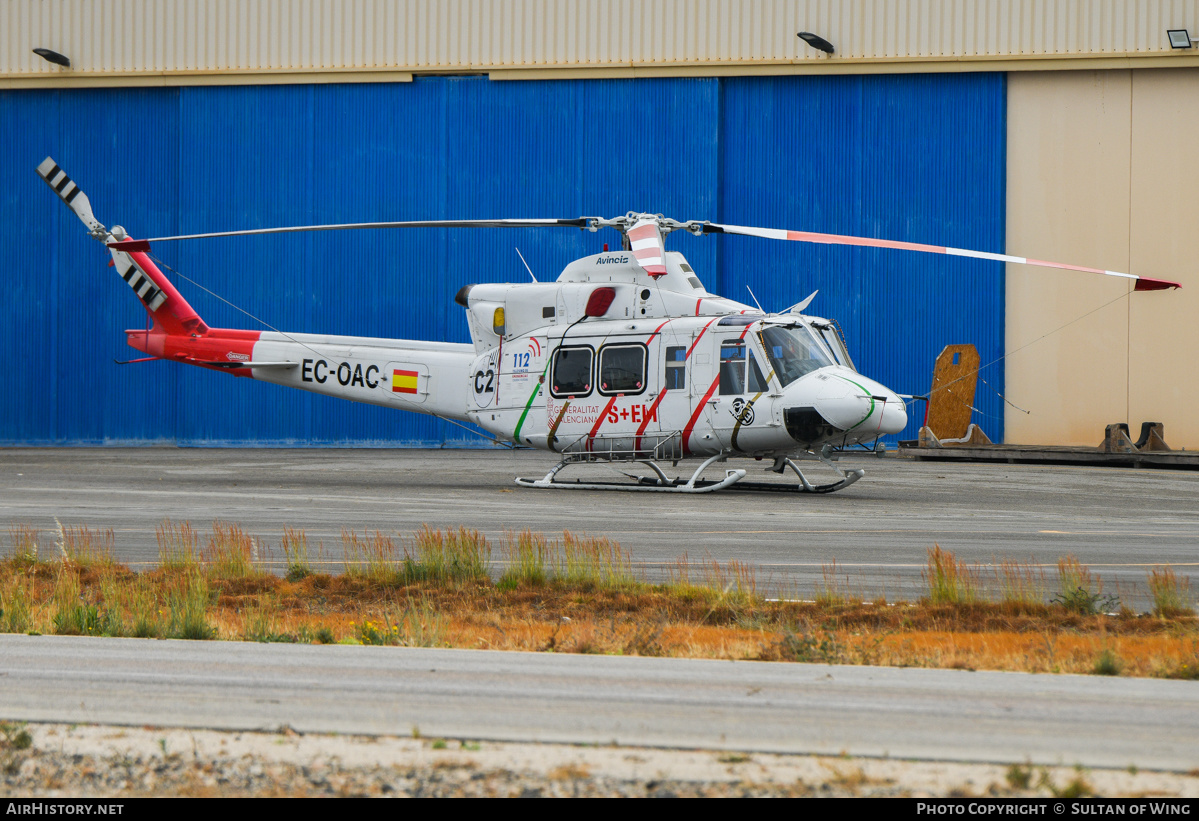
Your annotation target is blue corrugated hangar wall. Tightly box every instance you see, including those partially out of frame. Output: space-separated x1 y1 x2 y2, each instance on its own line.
0 74 1005 447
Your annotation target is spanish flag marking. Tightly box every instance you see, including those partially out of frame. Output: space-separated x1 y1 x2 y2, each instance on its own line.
392 369 419 394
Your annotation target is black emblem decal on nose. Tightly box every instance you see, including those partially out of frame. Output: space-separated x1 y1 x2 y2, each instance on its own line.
730 398 755 426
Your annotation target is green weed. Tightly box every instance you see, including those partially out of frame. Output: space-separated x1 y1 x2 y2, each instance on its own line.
355 597 447 647
243 595 286 642
1148 566 1193 618
815 560 859 607
157 520 200 572
341 528 401 583
1052 556 1118 615
205 521 258 579
1092 648 1123 676
409 525 491 584
923 545 979 606
0 574 34 634
1005 762 1034 790
165 570 213 640
776 628 842 664
995 558 1046 608
702 558 758 604
57 522 115 570
127 577 162 639
556 531 638 589
6 524 40 569
498 529 549 589
282 526 314 582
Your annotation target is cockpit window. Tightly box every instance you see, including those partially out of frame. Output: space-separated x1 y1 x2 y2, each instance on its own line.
811 322 856 371
759 324 836 387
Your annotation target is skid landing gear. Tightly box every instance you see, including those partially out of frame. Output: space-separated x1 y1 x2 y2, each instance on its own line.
516 452 746 493
515 450 865 494
761 453 864 494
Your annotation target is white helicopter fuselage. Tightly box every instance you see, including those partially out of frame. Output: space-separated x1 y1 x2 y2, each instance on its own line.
236 250 907 464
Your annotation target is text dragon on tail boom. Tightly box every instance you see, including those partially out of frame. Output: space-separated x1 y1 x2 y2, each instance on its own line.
37 157 1179 494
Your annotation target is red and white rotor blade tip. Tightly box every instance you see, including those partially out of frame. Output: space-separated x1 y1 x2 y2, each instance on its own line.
626 216 668 278
705 222 1182 292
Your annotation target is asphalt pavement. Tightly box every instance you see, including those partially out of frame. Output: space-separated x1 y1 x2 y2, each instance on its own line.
1 447 1196 606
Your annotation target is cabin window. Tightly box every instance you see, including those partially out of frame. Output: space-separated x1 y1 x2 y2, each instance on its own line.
719 342 746 395
550 346 593 398
598 344 647 396
665 346 686 390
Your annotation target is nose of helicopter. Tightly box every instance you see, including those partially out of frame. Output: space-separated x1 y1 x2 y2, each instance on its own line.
782 368 907 444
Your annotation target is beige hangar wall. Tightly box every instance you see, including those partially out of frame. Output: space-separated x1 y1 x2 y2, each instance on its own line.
1006 69 1198 448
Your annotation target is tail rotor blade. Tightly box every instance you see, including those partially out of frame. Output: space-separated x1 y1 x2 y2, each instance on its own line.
36 157 106 237
703 222 1181 291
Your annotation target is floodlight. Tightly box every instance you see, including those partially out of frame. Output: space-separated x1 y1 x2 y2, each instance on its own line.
1167 29 1195 49
797 32 835 55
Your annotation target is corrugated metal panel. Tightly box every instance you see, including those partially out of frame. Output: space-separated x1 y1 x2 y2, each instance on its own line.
719 73 1007 444
5 0 1199 78
2 73 1003 446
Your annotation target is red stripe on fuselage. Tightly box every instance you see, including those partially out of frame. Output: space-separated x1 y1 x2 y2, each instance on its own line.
646 319 671 342
587 395 620 450
634 389 668 451
682 375 721 456
685 318 718 360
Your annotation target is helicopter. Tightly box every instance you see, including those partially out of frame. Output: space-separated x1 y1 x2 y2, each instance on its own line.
36 157 1180 494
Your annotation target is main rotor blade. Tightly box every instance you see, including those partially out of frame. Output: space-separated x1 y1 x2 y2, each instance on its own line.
626 215 668 277
108 218 594 253
703 222 1182 292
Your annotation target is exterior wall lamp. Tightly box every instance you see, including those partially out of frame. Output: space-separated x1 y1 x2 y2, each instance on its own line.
797 32 835 55
1167 29 1197 49
32 48 71 67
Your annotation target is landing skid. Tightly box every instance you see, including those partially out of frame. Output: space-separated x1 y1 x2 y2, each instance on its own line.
515 452 865 494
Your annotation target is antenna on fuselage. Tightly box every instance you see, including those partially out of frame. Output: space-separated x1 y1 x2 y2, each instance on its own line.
515 247 537 282
746 286 765 313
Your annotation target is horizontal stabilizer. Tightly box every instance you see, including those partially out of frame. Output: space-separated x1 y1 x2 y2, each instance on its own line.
107 239 151 253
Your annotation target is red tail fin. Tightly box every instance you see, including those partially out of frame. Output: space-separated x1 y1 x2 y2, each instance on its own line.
108 242 208 338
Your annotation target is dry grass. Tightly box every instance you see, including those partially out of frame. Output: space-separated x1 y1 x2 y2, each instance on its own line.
923 545 980 606
57 522 116 570
815 560 861 608
156 520 199 572
994 558 1047 609
1053 555 1118 615
1 522 1197 678
281 527 314 582
204 521 260 580
1147 566 1193 618
6 524 40 568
